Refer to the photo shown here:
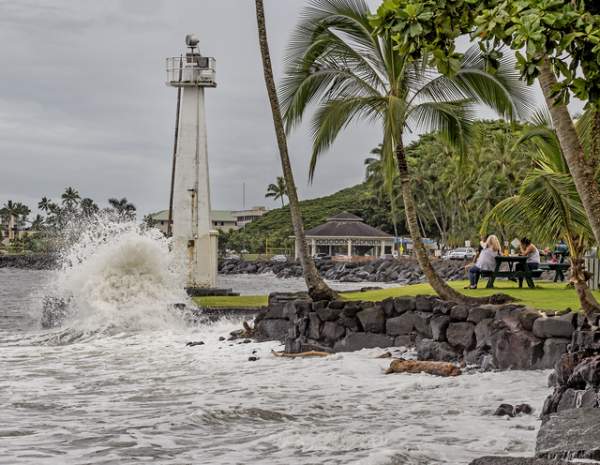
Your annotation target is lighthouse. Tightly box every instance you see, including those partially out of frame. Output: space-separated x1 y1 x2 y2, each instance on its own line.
166 35 218 289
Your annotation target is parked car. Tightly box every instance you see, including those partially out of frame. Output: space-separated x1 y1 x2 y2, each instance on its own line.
270 254 288 263
444 247 476 260
314 253 331 260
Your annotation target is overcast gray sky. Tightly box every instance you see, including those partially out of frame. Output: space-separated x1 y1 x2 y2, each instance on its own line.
0 0 386 217
0 0 578 218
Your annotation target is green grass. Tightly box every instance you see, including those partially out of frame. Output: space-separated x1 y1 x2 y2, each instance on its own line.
193 295 268 308
194 280 595 311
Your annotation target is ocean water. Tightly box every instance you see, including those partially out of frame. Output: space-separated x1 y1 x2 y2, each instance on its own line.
0 222 551 465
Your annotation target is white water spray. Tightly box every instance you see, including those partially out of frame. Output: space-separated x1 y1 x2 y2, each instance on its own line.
49 217 190 333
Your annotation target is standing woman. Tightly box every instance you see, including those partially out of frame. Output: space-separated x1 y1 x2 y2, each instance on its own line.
466 235 502 289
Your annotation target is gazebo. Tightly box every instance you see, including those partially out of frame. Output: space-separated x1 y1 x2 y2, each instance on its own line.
295 212 394 260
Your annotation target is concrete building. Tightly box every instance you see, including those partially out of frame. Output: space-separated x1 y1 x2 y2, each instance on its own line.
231 206 267 228
148 207 266 235
296 212 394 261
166 35 217 288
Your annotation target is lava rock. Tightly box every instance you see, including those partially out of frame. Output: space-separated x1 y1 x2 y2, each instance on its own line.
469 457 572 464
316 306 341 322
333 332 394 352
446 322 475 350
186 341 205 347
413 311 434 338
248 356 259 362
357 307 386 333
386 312 415 336
308 313 322 340
533 317 575 339
494 404 516 417
415 295 433 312
467 305 496 324
538 338 571 369
416 339 461 362
493 328 544 370
536 408 600 461
321 321 345 343
393 297 416 315
430 315 450 342
255 319 290 342
450 304 469 322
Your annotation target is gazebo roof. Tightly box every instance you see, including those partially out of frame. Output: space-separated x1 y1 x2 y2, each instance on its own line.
305 211 393 239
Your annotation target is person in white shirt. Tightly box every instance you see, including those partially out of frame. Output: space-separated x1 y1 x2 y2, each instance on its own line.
466 235 501 289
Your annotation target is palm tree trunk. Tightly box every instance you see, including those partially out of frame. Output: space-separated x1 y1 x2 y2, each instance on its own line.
254 0 336 301
570 256 600 316
538 59 600 246
395 141 477 303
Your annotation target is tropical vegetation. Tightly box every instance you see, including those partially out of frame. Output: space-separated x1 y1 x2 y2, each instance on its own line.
265 176 288 207
279 0 531 302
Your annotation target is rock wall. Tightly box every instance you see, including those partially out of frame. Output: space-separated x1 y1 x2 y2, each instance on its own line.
220 257 469 284
254 293 596 370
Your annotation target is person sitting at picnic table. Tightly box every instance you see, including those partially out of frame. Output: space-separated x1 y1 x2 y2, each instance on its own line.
465 235 501 289
518 237 541 272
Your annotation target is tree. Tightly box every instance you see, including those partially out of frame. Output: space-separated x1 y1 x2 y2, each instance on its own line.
61 187 80 209
281 0 530 302
265 176 288 207
80 198 99 217
482 111 600 315
108 197 136 219
38 197 52 213
254 0 336 301
30 214 45 231
372 0 600 248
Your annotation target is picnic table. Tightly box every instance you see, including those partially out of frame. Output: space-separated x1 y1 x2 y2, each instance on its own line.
483 255 542 289
538 262 571 282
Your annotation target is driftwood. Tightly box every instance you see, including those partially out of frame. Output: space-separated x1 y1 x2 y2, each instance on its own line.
229 321 255 340
385 359 462 377
271 350 330 358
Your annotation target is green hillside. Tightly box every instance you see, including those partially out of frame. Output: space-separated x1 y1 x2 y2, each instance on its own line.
220 183 393 253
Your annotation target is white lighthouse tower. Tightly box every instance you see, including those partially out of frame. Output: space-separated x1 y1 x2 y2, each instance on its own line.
166 35 218 289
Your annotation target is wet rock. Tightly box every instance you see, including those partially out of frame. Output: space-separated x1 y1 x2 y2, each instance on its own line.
242 339 251 344
248 356 259 362
556 388 579 412
357 307 385 333
186 341 205 347
493 328 544 370
386 312 415 336
467 305 496 324
219 336 225 341
255 319 289 342
580 388 599 408
538 338 570 369
333 332 393 352
516 403 533 415
474 318 495 348
536 408 600 461
446 322 475 350
533 317 575 339
494 403 516 417
416 339 461 362
567 354 600 388
430 315 450 342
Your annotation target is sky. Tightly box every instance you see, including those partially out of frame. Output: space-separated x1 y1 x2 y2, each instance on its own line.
0 0 580 218
0 0 385 217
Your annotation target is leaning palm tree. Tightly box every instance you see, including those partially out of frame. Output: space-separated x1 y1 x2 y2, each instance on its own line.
281 0 532 302
265 176 288 207
482 114 600 315
254 0 336 301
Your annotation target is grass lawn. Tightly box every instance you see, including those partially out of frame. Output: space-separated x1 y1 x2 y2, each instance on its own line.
193 280 595 311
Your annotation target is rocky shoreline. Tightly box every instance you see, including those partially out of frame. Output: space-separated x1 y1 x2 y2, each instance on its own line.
0 254 57 270
220 257 473 284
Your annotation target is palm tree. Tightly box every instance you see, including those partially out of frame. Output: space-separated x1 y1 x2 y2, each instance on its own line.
537 61 600 248
265 176 288 207
281 0 531 302
30 214 45 231
61 187 80 208
482 112 600 315
254 0 336 301
38 197 52 213
80 198 99 217
108 197 136 219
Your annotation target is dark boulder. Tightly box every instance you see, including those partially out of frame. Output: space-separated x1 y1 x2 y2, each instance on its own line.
386 312 415 336
467 305 496 324
393 297 416 315
469 458 572 464
321 321 345 343
494 403 516 417
357 307 385 333
519 308 542 331
415 295 434 312
255 319 289 342
446 322 475 350
333 332 394 352
416 339 461 362
493 328 544 370
533 317 575 339
413 311 433 338
316 306 341 322
308 313 321 340
450 304 469 321
430 315 450 342
538 338 571 370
